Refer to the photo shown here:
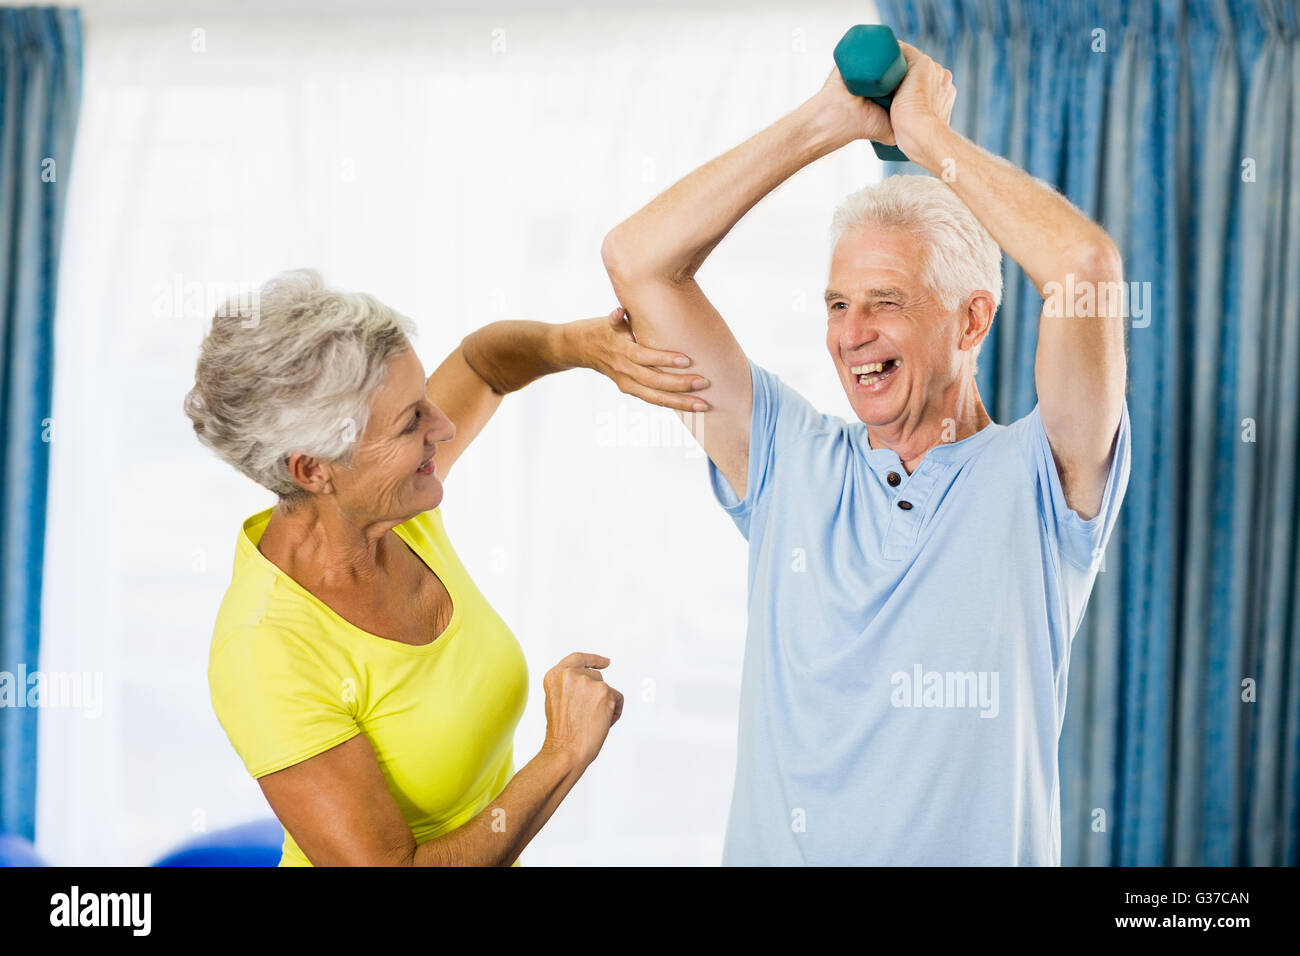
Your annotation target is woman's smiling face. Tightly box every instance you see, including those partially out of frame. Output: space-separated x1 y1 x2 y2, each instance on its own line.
327 347 456 523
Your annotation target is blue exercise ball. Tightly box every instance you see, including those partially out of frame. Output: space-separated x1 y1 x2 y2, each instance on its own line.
0 833 48 866
152 818 284 867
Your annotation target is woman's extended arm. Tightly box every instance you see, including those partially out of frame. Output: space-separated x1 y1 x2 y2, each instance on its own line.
426 311 710 481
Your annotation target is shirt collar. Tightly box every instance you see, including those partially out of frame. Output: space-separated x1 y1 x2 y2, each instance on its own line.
859 418 1003 474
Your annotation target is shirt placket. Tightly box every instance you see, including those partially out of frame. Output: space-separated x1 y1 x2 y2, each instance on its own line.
881 462 945 560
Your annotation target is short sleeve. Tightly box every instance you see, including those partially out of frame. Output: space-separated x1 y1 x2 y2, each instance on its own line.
209 626 360 779
707 357 832 538
1011 399 1132 573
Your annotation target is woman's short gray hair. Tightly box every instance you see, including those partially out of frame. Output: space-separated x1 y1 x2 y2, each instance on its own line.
183 268 416 499
829 174 1002 370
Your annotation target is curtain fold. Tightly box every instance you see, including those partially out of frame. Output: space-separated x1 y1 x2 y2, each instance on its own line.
875 0 1299 865
0 6 83 841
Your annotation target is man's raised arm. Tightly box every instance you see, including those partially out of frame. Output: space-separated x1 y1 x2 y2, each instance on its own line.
888 42 1127 521
601 69 896 498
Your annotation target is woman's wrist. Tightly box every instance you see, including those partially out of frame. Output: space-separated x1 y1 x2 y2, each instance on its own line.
461 320 575 395
538 735 585 781
545 319 590 372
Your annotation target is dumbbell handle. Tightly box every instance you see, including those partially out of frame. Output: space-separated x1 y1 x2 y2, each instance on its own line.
866 92 907 163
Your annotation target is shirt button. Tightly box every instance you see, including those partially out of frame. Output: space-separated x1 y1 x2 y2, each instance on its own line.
887 471 901 486
897 500 913 511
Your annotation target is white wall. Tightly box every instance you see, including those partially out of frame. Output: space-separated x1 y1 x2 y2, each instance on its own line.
39 0 880 865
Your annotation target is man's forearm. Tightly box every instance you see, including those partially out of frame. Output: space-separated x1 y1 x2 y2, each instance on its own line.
909 123 1121 286
905 113 1125 491
604 98 848 282
408 745 584 866
460 320 577 395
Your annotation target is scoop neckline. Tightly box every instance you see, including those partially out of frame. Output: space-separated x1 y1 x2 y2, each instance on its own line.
241 508 462 656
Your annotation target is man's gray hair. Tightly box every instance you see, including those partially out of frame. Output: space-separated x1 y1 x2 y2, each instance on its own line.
829 174 1002 370
183 268 416 500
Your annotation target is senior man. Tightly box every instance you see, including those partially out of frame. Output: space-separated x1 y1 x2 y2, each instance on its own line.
601 42 1131 865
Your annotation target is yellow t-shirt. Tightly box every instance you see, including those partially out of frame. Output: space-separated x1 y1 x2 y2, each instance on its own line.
208 506 529 866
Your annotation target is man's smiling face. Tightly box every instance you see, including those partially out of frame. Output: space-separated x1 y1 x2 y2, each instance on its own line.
825 225 973 430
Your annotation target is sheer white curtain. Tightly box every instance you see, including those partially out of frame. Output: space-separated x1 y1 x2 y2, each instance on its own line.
40 0 880 866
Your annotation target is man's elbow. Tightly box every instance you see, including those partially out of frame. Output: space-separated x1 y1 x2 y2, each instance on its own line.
602 226 687 287
1070 235 1124 285
600 227 630 280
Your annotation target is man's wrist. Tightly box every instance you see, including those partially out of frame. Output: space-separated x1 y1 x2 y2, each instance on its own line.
791 96 858 158
905 120 964 177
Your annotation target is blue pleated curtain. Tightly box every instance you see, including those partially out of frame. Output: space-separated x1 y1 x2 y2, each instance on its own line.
873 0 1298 865
0 7 82 841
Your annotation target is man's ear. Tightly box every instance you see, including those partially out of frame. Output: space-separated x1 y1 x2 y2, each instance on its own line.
286 451 334 497
960 291 996 353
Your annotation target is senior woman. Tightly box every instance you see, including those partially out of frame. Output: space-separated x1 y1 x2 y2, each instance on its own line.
185 268 708 866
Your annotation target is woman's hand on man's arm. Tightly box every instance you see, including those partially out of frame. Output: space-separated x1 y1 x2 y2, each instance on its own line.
459 310 709 411
564 307 712 413
425 312 706 481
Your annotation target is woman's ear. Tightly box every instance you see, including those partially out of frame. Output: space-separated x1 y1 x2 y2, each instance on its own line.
286 451 334 496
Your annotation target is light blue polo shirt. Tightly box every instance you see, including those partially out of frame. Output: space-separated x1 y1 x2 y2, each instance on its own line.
707 358 1131 865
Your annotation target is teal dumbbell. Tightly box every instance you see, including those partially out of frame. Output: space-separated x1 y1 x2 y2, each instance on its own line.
832 25 909 163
